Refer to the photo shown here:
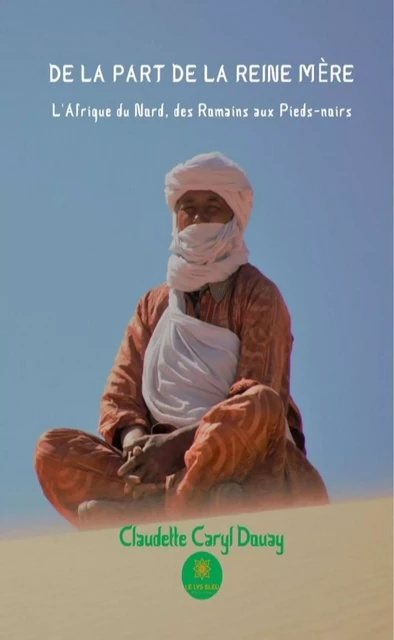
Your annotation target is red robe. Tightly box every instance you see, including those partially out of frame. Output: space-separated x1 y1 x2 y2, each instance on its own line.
34 264 328 527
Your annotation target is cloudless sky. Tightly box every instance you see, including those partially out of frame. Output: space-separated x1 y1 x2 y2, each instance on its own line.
1 0 392 535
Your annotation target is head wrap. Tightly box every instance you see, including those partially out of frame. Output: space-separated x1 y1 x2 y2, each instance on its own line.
164 152 254 231
167 216 249 291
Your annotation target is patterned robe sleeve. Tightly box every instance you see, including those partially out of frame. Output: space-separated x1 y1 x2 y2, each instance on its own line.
230 279 292 414
98 297 152 445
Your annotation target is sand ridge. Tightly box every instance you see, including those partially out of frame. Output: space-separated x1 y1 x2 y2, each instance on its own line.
0 497 392 640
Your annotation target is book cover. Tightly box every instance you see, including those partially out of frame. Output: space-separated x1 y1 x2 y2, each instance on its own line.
1 1 392 638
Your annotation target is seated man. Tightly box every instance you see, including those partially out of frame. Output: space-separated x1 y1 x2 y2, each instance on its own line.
34 152 329 530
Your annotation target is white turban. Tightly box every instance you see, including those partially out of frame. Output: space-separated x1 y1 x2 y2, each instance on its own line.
164 152 254 231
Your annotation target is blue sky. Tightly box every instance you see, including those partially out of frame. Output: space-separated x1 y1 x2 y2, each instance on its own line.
1 0 392 535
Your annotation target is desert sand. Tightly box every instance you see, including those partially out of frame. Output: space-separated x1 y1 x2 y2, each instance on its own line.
0 496 392 640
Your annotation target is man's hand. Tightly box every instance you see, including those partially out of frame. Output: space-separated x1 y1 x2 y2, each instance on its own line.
118 433 183 486
119 426 157 498
120 425 147 458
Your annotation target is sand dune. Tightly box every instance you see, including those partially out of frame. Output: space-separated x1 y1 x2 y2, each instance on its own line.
0 497 392 640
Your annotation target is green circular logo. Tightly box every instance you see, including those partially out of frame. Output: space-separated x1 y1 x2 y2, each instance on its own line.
181 551 223 600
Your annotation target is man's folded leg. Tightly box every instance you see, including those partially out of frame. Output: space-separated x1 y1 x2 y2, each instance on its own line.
34 428 165 528
165 384 329 517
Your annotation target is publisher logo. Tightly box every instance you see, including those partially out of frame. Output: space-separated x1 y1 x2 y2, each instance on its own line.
181 551 223 600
